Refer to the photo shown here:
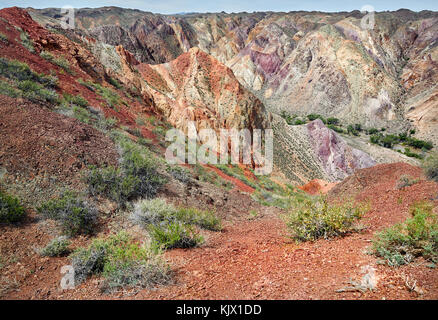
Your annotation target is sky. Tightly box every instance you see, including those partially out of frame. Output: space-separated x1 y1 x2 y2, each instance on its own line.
2 0 438 14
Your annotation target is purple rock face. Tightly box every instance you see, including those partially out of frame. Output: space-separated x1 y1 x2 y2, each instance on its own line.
306 119 376 180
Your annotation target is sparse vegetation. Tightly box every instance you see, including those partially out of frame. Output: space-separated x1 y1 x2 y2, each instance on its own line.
396 175 419 189
40 51 73 74
148 222 203 249
86 138 165 206
423 153 438 182
283 197 367 241
193 164 233 190
70 232 171 290
0 57 59 103
166 165 191 183
370 131 433 151
132 198 221 231
19 29 35 53
37 191 97 236
0 191 26 223
40 236 71 257
372 201 438 266
80 80 122 109
0 32 8 43
132 198 220 249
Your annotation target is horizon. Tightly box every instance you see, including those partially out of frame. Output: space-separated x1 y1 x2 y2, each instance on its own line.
2 1 438 15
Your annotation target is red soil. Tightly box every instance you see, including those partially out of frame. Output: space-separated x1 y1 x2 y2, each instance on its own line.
207 165 255 194
299 179 337 195
2 163 437 300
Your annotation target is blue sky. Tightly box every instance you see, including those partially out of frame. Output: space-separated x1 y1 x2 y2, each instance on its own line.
3 0 438 14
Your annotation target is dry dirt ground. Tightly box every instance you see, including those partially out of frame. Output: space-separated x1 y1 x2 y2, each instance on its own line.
1 163 437 300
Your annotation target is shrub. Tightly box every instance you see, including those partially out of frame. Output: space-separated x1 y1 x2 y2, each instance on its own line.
327 124 344 133
370 133 382 145
42 53 74 74
0 191 26 223
37 191 97 236
132 198 221 231
368 128 379 135
0 80 20 98
166 165 191 184
40 50 54 62
405 137 433 150
403 147 423 159
294 119 306 125
326 117 339 125
70 232 170 290
396 175 419 189
40 236 71 257
382 134 399 148
347 125 359 136
82 80 121 109
0 58 59 103
372 201 438 266
423 153 438 182
18 79 59 103
107 77 122 89
307 114 326 123
148 222 203 249
86 141 165 206
19 30 35 53
0 33 8 43
283 197 366 241
62 93 88 108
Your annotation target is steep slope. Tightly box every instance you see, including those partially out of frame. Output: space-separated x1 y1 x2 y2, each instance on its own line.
30 7 438 146
272 116 376 183
137 47 270 133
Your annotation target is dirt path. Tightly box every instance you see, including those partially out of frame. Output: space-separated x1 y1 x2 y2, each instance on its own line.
2 164 438 300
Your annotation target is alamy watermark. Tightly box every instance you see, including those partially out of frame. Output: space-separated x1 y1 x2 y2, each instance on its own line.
59 5 75 29
165 122 273 175
360 5 375 30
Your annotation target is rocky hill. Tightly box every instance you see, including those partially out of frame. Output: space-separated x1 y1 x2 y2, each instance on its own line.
29 7 438 145
0 6 437 301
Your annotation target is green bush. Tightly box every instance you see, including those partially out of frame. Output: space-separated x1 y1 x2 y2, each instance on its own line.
86 140 165 206
0 58 59 103
132 198 221 231
37 191 97 236
283 197 366 241
62 93 88 108
0 191 26 223
19 30 35 53
166 165 191 183
81 80 121 109
71 232 171 290
403 147 423 159
0 80 20 98
406 137 433 150
347 125 360 136
40 50 54 61
396 175 419 189
18 79 59 103
148 222 203 249
0 33 8 43
40 236 71 257
423 153 438 182
372 201 438 266
327 124 344 133
307 114 326 123
368 128 379 135
326 117 339 125
294 119 306 125
107 77 122 89
41 51 73 74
